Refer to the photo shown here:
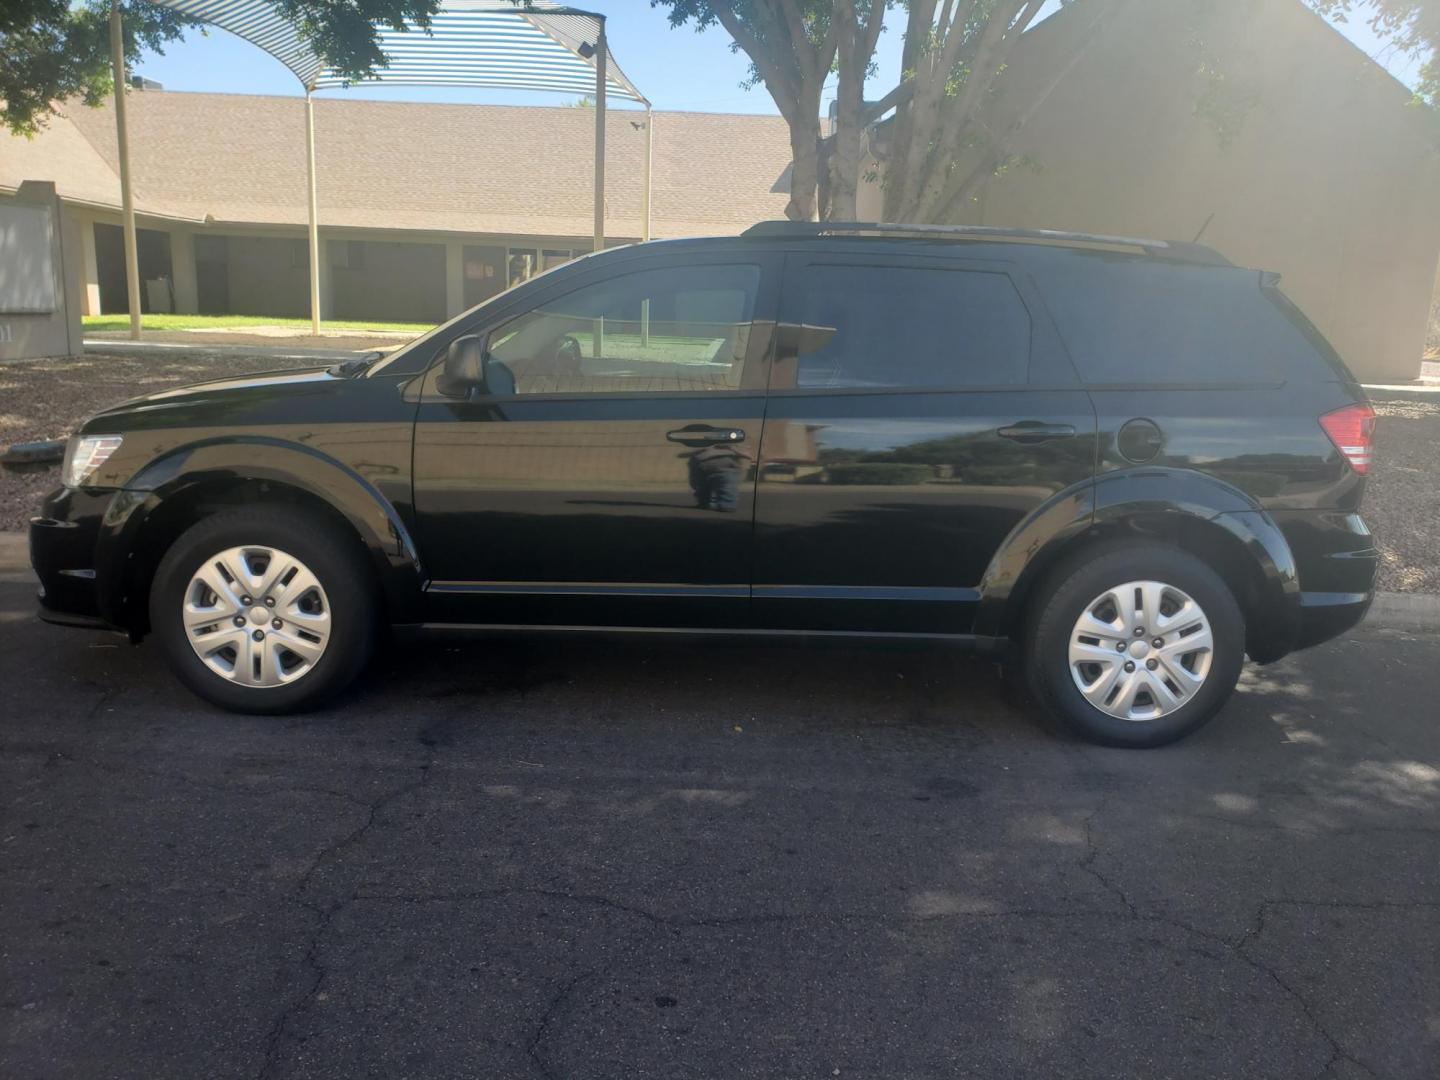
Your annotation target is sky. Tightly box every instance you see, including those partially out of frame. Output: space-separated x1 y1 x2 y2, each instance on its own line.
131 0 1426 116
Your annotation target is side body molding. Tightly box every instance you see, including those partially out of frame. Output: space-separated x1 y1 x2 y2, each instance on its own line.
94 436 424 626
973 468 1302 661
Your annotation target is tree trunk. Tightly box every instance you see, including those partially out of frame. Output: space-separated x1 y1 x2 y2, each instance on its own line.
784 96 824 221
825 0 867 222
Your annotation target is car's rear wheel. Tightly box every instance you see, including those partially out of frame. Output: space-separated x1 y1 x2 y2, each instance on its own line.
149 508 377 714
1023 544 1245 747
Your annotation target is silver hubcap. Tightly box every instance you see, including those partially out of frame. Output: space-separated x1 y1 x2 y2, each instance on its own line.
1068 580 1214 722
181 545 332 687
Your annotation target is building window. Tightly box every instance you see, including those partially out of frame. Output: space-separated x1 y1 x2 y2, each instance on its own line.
331 240 366 271
507 248 538 287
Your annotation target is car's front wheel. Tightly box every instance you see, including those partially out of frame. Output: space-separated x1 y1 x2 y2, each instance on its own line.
1023 543 1245 747
149 508 377 714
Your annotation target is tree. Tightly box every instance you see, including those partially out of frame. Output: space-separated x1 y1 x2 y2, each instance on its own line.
655 0 1438 223
652 1 840 220
653 0 1126 221
874 0 1128 223
1310 0 1439 106
1 0 448 137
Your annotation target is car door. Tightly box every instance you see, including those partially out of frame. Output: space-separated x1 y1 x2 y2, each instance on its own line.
751 251 1096 634
412 249 779 628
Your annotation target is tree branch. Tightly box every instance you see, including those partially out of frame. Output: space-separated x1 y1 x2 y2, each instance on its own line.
710 3 800 117
933 0 1125 220
776 0 817 78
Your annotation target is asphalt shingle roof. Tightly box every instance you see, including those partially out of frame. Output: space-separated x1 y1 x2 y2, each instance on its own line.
4 91 793 239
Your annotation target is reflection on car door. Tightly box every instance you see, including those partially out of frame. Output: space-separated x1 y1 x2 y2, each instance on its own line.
411 251 779 628
752 253 1097 633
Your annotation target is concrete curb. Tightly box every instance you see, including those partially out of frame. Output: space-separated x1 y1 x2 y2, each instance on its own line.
2 528 1437 632
0 531 30 584
1364 382 1440 402
1365 591 1440 632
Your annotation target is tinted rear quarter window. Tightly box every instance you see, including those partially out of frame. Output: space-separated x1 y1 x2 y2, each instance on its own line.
794 265 1031 389
1031 256 1322 385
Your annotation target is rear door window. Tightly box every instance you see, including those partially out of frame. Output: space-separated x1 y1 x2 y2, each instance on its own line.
1031 258 1305 385
785 263 1031 389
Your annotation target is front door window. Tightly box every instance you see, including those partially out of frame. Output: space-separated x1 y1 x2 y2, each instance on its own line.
486 264 761 395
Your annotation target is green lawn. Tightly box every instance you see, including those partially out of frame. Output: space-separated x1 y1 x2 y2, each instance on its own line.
82 313 436 334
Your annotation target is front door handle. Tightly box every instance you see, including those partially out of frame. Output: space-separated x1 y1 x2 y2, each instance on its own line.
997 421 1076 444
666 425 747 446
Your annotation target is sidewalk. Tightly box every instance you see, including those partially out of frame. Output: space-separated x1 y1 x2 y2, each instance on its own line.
80 338 385 362
1362 358 1440 399
85 325 421 355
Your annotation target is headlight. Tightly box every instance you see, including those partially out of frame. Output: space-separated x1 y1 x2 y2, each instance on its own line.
62 434 124 488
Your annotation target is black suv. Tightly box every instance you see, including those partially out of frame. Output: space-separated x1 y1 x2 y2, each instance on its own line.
30 222 1378 746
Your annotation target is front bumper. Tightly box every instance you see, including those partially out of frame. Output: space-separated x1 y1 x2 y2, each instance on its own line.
29 487 120 630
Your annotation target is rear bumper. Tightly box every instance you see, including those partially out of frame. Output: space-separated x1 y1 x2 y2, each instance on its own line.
1295 590 1373 649
1277 509 1378 653
29 487 121 631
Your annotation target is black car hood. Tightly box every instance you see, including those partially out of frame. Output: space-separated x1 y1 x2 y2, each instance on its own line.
88 366 346 424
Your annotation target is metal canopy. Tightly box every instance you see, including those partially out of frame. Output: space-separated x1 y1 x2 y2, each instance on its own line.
154 0 646 101
108 0 650 337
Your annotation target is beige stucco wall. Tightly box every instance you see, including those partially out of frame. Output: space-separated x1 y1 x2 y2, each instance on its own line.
328 238 448 324
860 0 1440 383
220 233 312 319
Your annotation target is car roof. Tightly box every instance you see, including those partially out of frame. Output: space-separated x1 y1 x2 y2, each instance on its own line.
624 222 1232 269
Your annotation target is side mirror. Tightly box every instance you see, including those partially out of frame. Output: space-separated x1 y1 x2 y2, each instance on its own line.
436 335 485 398
776 322 837 356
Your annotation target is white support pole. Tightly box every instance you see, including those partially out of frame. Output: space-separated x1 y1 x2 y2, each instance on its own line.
642 106 653 243
593 25 606 253
109 0 142 339
305 90 322 335
639 109 652 345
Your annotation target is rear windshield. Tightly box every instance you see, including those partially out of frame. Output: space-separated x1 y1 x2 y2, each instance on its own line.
1031 257 1324 386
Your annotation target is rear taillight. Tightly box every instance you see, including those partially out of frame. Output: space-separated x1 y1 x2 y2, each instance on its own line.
1319 403 1376 474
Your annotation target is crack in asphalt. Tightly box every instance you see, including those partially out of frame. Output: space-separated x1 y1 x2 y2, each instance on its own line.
350 885 1115 927
99 760 379 810
1078 801 1138 918
527 970 595 1080
253 759 435 1080
295 763 434 896
1084 812 1373 1078
253 796 1427 1080
239 761 1435 1080
1080 819 1387 1080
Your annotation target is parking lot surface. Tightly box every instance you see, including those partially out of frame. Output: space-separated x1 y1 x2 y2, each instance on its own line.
2 549 1438 1079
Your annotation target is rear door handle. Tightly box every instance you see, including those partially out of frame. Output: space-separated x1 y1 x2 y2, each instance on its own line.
666 426 747 446
997 421 1076 444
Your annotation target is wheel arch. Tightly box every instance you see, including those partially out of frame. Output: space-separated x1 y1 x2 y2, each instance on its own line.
976 468 1302 663
94 437 423 634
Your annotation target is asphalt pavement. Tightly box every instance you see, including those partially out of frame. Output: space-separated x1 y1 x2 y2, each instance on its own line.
2 544 1438 1079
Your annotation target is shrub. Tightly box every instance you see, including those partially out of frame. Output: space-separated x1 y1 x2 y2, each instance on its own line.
822 463 934 486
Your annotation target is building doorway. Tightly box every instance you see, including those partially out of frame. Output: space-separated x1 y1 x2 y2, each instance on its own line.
94 223 174 314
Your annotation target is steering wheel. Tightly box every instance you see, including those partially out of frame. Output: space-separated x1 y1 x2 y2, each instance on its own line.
552 335 583 370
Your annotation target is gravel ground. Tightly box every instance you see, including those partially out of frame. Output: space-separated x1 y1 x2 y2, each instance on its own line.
0 351 314 531
1368 396 1440 593
3 352 1437 592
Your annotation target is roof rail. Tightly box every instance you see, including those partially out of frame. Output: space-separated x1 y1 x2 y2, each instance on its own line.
739 221 1232 266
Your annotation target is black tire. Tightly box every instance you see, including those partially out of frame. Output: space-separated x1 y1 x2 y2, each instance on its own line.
1022 543 1245 748
149 507 378 714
